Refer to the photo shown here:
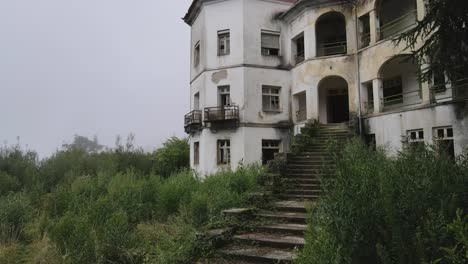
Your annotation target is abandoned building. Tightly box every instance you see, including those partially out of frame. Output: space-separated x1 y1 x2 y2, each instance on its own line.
183 0 468 176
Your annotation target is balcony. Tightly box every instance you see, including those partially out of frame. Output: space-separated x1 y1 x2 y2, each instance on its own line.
184 110 202 134
378 10 417 40
317 41 347 57
204 105 240 130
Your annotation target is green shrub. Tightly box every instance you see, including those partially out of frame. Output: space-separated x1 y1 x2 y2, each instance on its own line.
157 171 198 220
49 213 96 264
154 137 190 177
0 171 20 195
0 193 33 243
297 138 468 264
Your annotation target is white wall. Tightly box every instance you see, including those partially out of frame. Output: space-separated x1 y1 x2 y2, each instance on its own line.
366 104 468 155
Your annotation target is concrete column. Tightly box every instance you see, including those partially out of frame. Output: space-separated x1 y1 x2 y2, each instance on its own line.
308 86 319 121
416 0 426 21
369 10 379 44
373 78 384 113
305 26 316 59
421 81 431 104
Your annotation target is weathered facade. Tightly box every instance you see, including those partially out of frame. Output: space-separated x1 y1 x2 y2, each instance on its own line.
184 0 468 176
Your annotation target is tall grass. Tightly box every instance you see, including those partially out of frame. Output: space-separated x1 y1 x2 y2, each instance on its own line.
0 139 264 264
297 138 468 264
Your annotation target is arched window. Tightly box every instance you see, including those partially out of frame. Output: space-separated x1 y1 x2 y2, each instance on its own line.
316 12 347 57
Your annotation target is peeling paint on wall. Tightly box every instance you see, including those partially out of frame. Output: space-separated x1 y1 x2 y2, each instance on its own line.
212 70 228 83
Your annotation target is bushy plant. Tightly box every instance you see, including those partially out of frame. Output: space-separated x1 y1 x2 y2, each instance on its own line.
297 138 468 264
154 137 190 177
0 193 33 243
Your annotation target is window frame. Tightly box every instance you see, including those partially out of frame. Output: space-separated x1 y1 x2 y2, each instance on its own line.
217 139 231 165
261 139 281 165
261 30 280 56
217 30 230 56
194 41 200 67
262 85 281 112
194 142 200 165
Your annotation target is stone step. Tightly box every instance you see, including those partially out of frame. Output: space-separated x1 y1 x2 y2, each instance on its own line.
259 211 308 224
287 164 335 169
291 152 333 156
285 189 322 196
284 177 321 184
286 169 328 174
274 200 308 213
233 233 305 249
288 160 334 165
280 194 320 201
219 244 296 263
286 183 321 190
257 223 307 235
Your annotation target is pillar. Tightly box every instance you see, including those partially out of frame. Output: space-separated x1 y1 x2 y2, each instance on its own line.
416 0 426 21
373 78 384 113
369 10 379 44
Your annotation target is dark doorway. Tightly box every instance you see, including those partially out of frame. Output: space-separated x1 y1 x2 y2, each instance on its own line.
327 93 349 123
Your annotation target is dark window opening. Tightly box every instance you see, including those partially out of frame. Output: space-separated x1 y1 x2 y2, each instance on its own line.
194 142 200 165
262 140 280 165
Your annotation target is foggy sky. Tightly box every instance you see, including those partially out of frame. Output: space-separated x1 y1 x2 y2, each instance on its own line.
0 0 192 157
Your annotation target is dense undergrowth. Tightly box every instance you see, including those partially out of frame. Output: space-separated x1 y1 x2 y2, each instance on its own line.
0 137 264 264
297 138 468 264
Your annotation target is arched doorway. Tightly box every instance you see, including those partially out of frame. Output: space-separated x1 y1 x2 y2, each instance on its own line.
316 12 347 57
318 76 349 123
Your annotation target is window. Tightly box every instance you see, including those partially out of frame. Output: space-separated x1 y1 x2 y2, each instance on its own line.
432 69 447 93
262 86 281 112
293 33 305 64
407 129 424 148
218 30 230 56
194 41 200 66
262 140 281 165
383 77 403 105
433 126 455 160
218 86 231 107
194 142 200 165
359 14 370 48
261 30 280 56
194 92 200 110
217 140 231 165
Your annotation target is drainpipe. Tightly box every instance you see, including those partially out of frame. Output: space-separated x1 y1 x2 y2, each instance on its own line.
353 2 363 136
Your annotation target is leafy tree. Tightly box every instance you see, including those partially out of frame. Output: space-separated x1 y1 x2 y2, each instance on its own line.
62 135 105 153
396 0 468 84
154 137 190 177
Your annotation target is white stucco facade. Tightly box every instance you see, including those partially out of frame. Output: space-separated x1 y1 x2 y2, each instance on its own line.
184 0 468 176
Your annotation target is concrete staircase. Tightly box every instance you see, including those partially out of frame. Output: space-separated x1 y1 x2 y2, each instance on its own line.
213 123 350 263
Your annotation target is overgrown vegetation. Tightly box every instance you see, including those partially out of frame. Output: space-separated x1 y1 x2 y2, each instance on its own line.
0 136 264 264
297 138 468 264
291 120 321 153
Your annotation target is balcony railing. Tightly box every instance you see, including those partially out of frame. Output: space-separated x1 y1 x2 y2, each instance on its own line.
204 105 240 129
381 89 422 110
184 110 202 134
378 10 417 40
431 78 468 102
360 32 371 49
317 41 347 57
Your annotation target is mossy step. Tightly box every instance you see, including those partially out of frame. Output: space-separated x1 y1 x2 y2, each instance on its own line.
233 232 305 249
219 244 296 263
259 212 308 224
257 223 307 235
